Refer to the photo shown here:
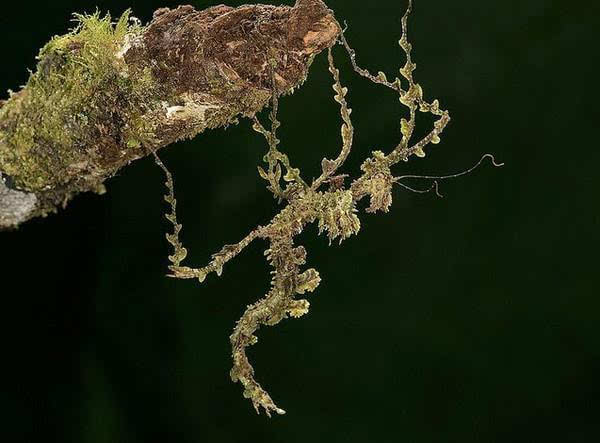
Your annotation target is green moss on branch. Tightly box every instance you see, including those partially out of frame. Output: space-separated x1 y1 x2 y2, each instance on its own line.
0 0 339 229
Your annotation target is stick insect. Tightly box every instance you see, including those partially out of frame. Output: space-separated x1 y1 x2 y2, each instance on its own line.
154 0 501 416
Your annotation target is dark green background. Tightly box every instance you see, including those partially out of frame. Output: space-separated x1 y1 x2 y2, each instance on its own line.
1 1 597 442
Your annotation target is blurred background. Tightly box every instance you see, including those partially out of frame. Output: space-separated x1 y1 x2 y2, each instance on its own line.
1 0 597 442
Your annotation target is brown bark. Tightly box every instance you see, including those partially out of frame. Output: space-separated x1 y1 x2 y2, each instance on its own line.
0 0 340 229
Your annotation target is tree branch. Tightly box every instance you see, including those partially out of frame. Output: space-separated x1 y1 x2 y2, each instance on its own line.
0 0 340 229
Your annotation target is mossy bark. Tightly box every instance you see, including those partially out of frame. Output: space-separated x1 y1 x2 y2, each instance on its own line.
0 0 340 229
